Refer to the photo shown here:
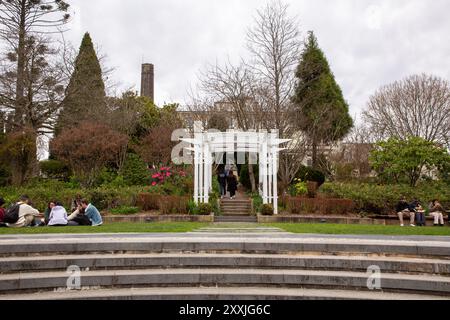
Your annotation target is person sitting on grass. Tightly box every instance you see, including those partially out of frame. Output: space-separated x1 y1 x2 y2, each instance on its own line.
47 201 71 227
81 199 103 227
67 204 91 226
429 199 445 227
0 197 6 227
6 195 41 228
396 196 415 227
44 201 56 225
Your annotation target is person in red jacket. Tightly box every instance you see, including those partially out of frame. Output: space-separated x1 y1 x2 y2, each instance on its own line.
0 198 5 223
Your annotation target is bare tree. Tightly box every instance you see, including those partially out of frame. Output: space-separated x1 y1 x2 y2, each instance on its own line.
0 0 70 126
191 1 306 192
363 74 450 148
246 0 306 190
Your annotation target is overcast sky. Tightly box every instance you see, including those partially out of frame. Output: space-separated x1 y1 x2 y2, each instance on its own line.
65 0 450 120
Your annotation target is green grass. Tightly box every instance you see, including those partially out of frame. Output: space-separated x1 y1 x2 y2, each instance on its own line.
265 223 450 236
0 222 208 235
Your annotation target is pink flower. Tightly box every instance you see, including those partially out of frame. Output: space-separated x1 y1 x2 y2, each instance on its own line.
152 174 159 179
151 182 157 186
166 172 172 177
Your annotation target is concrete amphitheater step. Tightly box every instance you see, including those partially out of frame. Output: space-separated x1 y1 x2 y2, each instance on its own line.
1 287 448 301
214 217 257 223
1 253 450 274
1 268 450 295
1 237 450 258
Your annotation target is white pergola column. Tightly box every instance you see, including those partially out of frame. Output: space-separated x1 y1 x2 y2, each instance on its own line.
272 145 278 215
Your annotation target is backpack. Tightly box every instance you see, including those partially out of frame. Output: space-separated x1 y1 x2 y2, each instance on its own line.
3 203 21 224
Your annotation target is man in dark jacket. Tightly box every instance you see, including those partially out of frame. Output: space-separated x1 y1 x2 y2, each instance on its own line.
396 196 415 227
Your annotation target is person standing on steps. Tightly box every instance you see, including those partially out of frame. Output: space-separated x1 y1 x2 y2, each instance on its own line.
217 167 227 199
227 171 238 200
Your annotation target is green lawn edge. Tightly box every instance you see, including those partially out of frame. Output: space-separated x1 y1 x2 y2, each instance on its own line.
0 222 208 235
265 223 450 236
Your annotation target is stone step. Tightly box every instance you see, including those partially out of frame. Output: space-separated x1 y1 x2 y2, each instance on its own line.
2 253 449 275
1 268 449 295
215 217 257 223
192 229 287 234
1 237 450 258
1 286 448 301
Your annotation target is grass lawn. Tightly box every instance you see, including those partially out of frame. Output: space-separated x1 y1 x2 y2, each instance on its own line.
0 222 208 235
266 223 450 236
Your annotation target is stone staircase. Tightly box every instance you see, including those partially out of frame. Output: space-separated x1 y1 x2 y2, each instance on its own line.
0 233 450 300
217 197 255 223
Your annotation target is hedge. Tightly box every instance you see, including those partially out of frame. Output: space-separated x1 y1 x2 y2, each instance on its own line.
286 196 355 215
320 182 450 215
0 181 145 212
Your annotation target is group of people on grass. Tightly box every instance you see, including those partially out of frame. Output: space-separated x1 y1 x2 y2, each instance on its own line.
0 195 103 228
217 165 238 200
396 197 447 227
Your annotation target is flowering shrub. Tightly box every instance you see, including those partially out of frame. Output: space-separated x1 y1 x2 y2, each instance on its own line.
148 166 192 196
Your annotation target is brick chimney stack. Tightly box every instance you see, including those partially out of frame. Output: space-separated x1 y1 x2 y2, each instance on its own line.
140 63 154 102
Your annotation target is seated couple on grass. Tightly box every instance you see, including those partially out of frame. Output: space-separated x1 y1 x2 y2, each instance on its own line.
396 196 447 227
0 195 102 228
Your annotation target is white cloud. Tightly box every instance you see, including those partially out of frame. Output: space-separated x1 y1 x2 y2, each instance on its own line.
62 0 450 119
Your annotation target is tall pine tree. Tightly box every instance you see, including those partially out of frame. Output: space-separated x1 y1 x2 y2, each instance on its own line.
57 32 107 133
292 31 353 168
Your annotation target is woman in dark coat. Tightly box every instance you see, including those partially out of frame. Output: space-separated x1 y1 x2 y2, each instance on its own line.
227 172 238 200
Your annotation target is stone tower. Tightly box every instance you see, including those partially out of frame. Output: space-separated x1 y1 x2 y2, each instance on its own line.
140 63 154 102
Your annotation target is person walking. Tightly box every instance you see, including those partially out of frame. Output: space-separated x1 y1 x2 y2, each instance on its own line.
227 171 238 200
217 167 227 199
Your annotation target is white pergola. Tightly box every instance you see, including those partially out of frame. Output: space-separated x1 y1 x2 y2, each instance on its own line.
182 123 290 215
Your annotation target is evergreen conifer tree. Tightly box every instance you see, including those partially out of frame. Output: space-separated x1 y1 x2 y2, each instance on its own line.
292 31 353 168
57 32 106 132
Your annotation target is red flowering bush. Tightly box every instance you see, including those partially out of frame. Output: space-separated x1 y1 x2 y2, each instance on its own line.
148 166 192 196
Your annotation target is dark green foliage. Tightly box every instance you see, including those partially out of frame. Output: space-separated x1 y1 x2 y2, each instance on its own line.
261 204 274 216
370 136 450 187
295 166 326 187
120 153 149 186
39 160 70 181
321 182 450 215
197 203 213 216
57 32 107 132
239 164 259 190
291 31 353 166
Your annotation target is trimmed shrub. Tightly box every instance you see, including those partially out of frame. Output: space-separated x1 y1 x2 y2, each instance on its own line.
321 182 450 215
261 204 274 216
159 196 189 215
198 203 213 216
287 197 355 215
136 193 161 211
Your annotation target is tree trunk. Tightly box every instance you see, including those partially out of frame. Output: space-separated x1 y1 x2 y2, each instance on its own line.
312 139 318 169
14 0 27 127
248 164 257 193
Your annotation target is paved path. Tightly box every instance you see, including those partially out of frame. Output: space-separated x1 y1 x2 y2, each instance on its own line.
0 231 450 245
